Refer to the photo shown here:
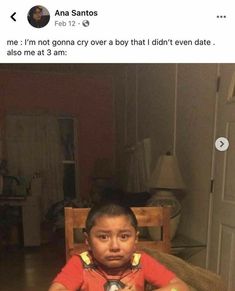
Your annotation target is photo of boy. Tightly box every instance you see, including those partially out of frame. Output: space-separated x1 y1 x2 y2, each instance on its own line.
48 203 189 291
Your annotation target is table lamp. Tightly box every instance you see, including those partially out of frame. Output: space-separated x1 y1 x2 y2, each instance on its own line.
147 152 185 239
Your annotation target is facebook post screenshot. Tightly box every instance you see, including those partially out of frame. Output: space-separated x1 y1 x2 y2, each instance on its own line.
0 1 234 290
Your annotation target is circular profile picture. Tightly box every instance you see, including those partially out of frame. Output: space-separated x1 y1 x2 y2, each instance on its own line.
27 5 50 28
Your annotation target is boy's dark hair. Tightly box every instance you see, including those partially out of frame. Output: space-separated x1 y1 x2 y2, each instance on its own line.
85 203 138 233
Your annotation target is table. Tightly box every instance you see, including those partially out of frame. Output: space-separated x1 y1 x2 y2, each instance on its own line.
0 195 41 246
171 234 206 259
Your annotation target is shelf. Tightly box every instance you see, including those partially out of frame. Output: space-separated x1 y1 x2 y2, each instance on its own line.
0 195 27 201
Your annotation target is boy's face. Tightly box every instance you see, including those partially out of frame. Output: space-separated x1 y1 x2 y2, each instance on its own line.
85 214 138 270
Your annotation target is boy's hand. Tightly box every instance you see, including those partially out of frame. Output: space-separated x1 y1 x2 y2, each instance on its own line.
153 277 190 291
118 284 136 291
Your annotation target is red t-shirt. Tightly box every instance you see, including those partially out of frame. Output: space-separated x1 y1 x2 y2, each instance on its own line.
53 251 176 291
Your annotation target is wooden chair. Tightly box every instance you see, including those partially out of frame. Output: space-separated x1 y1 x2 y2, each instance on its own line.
64 206 171 261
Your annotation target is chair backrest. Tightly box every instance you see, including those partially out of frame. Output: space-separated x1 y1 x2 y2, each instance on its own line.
64 206 171 261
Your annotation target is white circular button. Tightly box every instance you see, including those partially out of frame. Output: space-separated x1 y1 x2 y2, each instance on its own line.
215 137 229 151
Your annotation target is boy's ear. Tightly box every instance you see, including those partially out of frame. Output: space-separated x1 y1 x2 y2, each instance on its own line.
83 232 90 247
135 231 139 243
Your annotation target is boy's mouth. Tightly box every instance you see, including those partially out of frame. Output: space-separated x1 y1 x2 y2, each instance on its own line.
106 256 123 260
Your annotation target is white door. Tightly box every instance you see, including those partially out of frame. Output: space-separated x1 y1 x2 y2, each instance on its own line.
209 64 235 290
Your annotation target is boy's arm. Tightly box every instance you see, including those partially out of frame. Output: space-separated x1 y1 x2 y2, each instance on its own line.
48 282 70 291
152 276 189 291
48 255 83 291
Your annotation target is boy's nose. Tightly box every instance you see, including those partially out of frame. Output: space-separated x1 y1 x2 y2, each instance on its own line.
109 237 120 251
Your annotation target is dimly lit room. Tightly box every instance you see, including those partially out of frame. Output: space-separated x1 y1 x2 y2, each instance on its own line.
0 64 234 290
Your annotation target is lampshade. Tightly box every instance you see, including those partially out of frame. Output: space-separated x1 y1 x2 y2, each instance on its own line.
148 153 185 189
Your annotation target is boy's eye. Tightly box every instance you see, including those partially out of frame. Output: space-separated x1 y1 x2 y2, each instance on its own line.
120 233 130 240
98 234 109 240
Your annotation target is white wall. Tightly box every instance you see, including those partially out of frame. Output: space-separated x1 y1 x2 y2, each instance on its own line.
176 64 217 266
114 64 218 267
